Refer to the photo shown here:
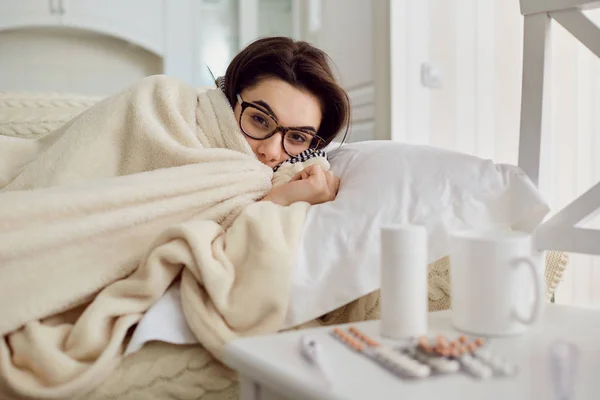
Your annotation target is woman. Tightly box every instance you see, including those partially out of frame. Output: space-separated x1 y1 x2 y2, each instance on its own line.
0 37 352 399
218 36 350 208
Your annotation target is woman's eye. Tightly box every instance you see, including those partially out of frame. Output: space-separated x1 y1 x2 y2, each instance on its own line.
288 133 307 143
252 115 268 127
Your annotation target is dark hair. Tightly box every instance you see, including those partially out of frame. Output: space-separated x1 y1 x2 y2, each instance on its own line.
224 37 350 147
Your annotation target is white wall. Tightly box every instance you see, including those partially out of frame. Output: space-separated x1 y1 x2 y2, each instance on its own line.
0 0 244 94
300 0 374 142
196 0 239 86
406 0 600 307
427 0 523 163
259 0 294 37
0 27 161 96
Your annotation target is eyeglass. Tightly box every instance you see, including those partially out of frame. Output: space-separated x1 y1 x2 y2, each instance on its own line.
236 94 324 157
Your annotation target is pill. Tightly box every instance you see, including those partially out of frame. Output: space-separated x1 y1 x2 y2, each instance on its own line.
429 357 461 373
332 328 365 351
460 354 493 379
351 342 364 351
374 347 431 378
349 326 380 347
411 347 460 374
435 345 449 356
436 335 448 346
418 336 430 349
476 349 491 360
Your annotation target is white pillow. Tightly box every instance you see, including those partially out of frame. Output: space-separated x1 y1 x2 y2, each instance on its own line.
125 140 549 354
283 140 549 328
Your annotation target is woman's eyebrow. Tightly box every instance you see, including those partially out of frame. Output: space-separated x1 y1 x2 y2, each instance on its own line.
253 100 278 119
293 126 317 133
253 99 317 132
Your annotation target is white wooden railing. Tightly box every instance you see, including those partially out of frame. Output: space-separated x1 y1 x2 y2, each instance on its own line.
520 0 600 256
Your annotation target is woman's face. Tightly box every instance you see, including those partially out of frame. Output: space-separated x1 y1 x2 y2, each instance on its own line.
233 78 322 169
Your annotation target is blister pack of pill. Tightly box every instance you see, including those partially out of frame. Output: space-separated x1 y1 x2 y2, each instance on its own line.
331 327 432 379
330 327 517 381
412 335 517 379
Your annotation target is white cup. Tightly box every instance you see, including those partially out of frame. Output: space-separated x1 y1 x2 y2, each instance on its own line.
449 229 544 336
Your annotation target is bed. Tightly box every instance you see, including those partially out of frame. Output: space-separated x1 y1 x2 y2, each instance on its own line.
0 92 568 400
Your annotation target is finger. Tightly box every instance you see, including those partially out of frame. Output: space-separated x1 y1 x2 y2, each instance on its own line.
309 166 327 187
325 170 335 189
334 176 341 194
291 165 312 181
329 175 340 197
304 164 324 176
291 169 310 182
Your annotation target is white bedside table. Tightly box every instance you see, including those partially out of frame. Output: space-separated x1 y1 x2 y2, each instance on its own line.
222 305 600 400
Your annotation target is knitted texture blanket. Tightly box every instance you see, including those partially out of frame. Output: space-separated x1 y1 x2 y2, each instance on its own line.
0 75 327 399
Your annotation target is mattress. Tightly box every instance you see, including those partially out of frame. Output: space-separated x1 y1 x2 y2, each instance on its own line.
75 342 238 400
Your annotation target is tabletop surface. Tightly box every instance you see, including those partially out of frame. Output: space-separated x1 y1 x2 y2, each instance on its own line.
223 305 600 400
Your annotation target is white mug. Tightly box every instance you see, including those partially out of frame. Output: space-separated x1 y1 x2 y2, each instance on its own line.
449 230 544 336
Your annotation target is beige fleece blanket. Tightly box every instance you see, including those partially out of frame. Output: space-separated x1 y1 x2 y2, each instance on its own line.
0 75 325 399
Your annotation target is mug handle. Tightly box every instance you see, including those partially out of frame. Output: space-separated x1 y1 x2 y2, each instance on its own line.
511 257 543 325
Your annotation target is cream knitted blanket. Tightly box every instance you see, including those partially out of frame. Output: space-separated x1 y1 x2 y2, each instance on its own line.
0 75 324 399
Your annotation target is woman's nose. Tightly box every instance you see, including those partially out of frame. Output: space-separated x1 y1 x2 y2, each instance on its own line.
257 134 283 162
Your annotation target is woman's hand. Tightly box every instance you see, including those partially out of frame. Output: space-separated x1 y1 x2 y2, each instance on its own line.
263 165 340 206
